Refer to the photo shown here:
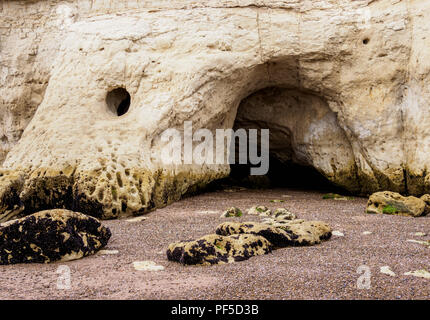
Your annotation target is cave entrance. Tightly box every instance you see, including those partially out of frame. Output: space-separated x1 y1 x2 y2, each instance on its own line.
227 86 349 193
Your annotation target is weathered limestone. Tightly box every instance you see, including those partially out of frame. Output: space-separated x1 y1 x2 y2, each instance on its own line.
220 206 243 218
0 209 111 264
3 1 430 219
168 219 331 265
166 233 273 266
366 191 427 217
217 220 332 246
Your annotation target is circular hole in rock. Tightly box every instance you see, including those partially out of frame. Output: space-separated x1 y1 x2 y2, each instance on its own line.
362 38 370 45
106 87 131 116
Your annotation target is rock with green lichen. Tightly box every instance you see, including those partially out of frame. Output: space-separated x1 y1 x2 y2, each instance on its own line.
366 191 427 217
247 205 271 216
220 207 243 218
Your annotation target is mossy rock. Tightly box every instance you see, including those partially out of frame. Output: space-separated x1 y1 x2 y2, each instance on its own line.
220 207 243 218
366 191 426 217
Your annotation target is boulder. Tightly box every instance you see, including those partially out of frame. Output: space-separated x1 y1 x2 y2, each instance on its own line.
420 194 430 213
166 233 272 266
0 209 111 264
216 220 331 247
366 191 427 217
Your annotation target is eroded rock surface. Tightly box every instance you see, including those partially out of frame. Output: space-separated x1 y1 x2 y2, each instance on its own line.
3 1 430 218
168 218 331 266
0 209 111 264
217 221 332 246
166 233 272 266
366 191 427 217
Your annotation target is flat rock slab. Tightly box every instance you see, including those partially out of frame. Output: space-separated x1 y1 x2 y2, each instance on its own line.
366 191 427 217
0 209 111 265
167 233 272 266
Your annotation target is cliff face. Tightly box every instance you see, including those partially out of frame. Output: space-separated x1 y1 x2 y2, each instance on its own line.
1 0 430 219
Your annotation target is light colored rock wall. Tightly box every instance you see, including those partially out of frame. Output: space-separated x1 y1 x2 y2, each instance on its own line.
2 0 430 219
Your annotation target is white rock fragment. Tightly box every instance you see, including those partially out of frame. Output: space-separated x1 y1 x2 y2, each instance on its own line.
332 230 344 237
406 239 430 247
98 249 119 255
414 232 427 237
125 216 147 223
362 231 372 235
133 261 165 271
380 266 396 277
404 269 430 279
196 210 219 214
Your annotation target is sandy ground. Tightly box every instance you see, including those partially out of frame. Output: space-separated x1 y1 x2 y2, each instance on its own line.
1 188 430 300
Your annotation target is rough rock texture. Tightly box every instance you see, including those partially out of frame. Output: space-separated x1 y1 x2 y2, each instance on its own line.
216 220 331 246
3 1 430 218
0 209 111 264
247 205 271 216
220 206 243 218
366 191 427 217
273 208 296 220
166 233 272 266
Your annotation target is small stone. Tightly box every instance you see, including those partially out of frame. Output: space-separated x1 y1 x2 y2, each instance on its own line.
414 232 427 237
270 199 285 203
125 216 147 223
273 208 296 220
196 210 219 214
247 206 271 216
98 249 119 255
406 239 430 247
404 269 430 279
362 231 372 235
332 230 344 237
133 261 165 271
220 207 243 218
380 266 396 277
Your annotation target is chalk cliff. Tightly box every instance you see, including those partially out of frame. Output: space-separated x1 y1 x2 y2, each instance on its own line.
1 0 430 219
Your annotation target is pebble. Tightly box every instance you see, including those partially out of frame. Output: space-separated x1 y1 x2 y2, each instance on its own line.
332 230 345 237
196 210 219 214
414 232 427 237
362 231 372 235
380 266 396 277
125 216 147 223
98 249 119 255
133 261 165 271
404 269 430 279
406 239 430 247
